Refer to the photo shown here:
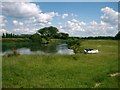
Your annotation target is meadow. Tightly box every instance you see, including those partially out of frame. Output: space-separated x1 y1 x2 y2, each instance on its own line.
2 40 119 88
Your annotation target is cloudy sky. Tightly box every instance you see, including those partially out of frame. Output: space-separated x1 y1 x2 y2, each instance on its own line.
0 2 119 37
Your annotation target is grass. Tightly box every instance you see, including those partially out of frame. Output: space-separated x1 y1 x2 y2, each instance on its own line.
2 38 30 41
2 40 119 88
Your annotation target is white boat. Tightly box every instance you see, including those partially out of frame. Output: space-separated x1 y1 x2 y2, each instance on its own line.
84 48 99 54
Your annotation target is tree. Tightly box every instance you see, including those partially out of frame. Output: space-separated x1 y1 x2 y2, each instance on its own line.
6 33 9 38
38 26 59 38
2 33 5 38
10 33 13 38
115 31 120 39
57 32 69 39
30 33 42 43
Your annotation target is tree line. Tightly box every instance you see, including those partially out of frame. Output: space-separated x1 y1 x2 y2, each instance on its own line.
2 26 69 39
2 33 31 38
81 36 115 40
2 26 120 40
80 31 120 40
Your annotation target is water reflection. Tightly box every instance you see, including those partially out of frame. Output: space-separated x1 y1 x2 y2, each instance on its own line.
57 49 74 54
2 43 74 55
17 48 45 55
57 43 74 54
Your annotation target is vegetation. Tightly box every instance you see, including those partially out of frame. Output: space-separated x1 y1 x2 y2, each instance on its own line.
1 26 119 88
2 27 120 54
2 27 120 41
57 32 69 39
38 26 59 38
29 33 42 43
81 36 115 40
2 33 31 38
2 40 118 88
37 26 69 39
115 31 120 40
65 38 81 53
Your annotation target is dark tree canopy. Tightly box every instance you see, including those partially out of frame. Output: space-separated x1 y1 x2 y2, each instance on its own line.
2 33 5 38
30 33 42 42
115 31 120 39
57 32 69 39
2 33 32 38
38 26 59 38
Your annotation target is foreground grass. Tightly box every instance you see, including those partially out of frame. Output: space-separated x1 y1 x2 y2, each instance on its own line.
2 40 119 88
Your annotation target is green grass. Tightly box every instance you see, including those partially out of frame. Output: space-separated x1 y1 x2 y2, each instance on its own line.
2 38 30 42
2 40 119 88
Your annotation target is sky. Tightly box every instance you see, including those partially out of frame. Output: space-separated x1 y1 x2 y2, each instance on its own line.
0 1 119 37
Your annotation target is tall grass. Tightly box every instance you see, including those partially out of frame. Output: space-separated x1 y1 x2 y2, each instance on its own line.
2 40 118 88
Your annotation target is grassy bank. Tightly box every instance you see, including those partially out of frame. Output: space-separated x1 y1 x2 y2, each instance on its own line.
2 40 119 88
1 38 30 41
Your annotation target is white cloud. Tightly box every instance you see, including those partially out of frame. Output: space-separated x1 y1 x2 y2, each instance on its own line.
36 12 59 23
0 29 7 34
13 20 18 26
57 19 86 36
2 2 41 18
58 7 119 37
19 22 24 26
35 22 52 28
13 28 38 34
62 14 68 19
101 7 118 25
0 29 10 35
22 12 58 27
13 20 24 26
1 2 60 35
63 19 118 37
18 11 58 27
0 15 7 27
1 0 31 2
23 17 37 26
66 19 86 31
86 21 117 36
0 15 9 35
2 1 59 25
90 20 97 25
11 12 55 34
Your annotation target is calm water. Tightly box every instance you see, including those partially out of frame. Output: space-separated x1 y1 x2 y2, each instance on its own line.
2 42 74 55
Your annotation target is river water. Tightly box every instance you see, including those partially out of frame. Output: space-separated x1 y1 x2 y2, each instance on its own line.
1 42 74 55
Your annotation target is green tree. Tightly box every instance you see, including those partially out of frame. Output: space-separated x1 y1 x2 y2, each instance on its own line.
6 33 9 38
115 31 120 39
2 33 5 38
30 33 42 43
38 26 59 38
57 32 69 39
10 33 13 38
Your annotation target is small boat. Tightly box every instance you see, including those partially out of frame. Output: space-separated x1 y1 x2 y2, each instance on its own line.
84 48 99 54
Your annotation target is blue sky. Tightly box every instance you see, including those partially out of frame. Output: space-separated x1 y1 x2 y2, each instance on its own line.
0 2 119 37
36 2 118 21
35 2 118 25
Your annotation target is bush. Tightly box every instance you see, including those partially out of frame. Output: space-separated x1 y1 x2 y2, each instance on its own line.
41 38 49 44
66 39 81 53
30 33 42 43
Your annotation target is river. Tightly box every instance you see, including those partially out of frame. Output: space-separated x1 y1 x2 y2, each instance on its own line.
1 42 74 55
